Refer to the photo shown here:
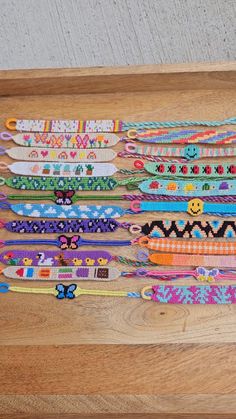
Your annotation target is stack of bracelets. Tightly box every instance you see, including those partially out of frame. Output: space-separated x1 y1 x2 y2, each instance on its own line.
1 115 236 304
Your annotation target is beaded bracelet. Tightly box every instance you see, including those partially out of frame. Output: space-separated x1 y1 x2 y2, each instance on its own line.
2 281 236 304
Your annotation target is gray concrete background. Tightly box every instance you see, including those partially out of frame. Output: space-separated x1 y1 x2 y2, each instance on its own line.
0 0 235 70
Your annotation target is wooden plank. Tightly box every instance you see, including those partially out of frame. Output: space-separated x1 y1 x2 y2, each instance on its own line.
1 394 236 416
0 87 236 345
0 63 236 96
1 345 236 395
0 64 236 417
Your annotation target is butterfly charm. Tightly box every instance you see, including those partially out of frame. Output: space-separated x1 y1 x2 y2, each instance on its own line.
58 235 80 249
54 190 75 205
196 267 219 282
55 283 77 299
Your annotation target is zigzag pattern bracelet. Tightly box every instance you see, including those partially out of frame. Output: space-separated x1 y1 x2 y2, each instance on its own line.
2 281 236 304
126 128 236 144
1 265 235 282
6 116 236 132
132 219 236 238
1 218 235 238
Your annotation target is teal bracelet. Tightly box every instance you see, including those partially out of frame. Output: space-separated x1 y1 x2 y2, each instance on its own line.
139 178 236 196
143 161 236 178
131 198 236 217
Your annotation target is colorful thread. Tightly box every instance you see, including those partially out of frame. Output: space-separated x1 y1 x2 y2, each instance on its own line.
6 116 236 132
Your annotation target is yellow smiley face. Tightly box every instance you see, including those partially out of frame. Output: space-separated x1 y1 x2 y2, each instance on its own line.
187 198 203 216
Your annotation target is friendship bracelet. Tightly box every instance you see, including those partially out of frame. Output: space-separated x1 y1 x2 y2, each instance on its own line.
145 253 236 268
2 191 236 206
0 202 134 218
140 161 236 178
0 219 131 234
3 129 236 148
3 231 233 253
1 265 235 282
0 148 117 163
0 131 120 148
1 218 234 239
2 164 236 195
139 178 236 197
0 265 121 281
139 236 236 255
2 281 236 304
131 219 236 238
125 143 236 161
2 199 236 218
1 175 149 192
0 234 135 250
1 248 236 269
5 159 236 182
4 174 236 194
126 128 236 144
131 198 236 216
0 162 126 177
6 116 236 133
0 250 114 267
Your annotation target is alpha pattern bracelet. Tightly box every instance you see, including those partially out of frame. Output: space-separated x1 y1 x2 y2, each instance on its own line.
2 282 236 304
6 116 236 132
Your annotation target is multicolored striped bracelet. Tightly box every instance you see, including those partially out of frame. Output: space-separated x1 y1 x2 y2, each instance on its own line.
6 116 236 132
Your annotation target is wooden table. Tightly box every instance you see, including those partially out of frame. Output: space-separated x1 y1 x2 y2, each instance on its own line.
0 63 236 418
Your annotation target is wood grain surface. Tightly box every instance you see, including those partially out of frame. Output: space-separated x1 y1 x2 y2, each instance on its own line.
1 63 236 417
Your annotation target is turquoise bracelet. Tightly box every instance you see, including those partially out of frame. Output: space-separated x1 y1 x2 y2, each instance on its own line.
131 198 236 217
139 178 236 196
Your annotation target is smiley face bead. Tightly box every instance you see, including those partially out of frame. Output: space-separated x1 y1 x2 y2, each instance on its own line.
183 145 200 160
187 198 204 216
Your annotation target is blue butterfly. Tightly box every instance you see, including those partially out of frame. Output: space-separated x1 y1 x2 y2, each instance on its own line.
56 283 77 299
